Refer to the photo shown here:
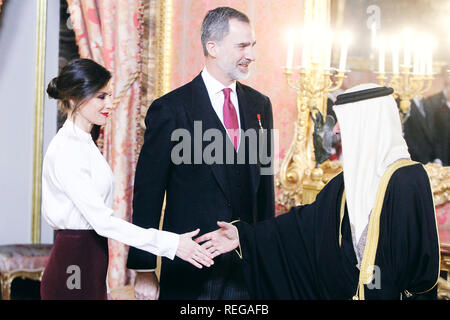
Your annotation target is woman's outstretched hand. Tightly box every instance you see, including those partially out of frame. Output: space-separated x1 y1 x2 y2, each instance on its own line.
176 229 214 268
194 221 239 258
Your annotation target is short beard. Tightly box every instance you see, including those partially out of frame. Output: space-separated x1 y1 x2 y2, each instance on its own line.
228 68 250 81
217 57 251 82
229 59 251 81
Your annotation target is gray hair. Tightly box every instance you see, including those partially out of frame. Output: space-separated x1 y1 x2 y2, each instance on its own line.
201 7 250 57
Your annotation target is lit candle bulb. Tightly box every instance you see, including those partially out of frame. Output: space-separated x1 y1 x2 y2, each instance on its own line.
419 47 426 75
301 31 310 68
427 47 433 76
339 31 350 71
425 37 434 76
285 29 295 70
286 41 295 70
378 36 385 74
324 30 333 69
311 24 321 63
371 21 377 50
413 49 419 74
403 29 412 66
392 39 400 74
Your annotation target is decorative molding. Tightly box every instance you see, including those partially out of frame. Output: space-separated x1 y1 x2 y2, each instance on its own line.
155 0 172 99
139 0 172 131
31 0 47 244
424 163 450 207
153 0 172 280
138 0 157 133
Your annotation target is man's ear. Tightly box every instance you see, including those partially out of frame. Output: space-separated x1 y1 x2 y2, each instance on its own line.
206 40 218 58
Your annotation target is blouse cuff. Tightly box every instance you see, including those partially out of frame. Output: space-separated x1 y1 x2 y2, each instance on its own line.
156 230 180 260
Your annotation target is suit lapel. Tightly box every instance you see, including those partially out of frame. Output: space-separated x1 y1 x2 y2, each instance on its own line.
183 75 262 202
236 82 260 196
185 74 232 203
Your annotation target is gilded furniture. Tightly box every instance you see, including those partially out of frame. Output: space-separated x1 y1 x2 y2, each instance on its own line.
427 164 449 299
438 225 450 300
0 244 51 299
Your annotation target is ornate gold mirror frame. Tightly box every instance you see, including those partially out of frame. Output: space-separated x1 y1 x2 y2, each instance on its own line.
31 0 47 243
140 0 172 127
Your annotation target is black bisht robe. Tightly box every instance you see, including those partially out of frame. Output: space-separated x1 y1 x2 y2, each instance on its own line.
235 164 440 299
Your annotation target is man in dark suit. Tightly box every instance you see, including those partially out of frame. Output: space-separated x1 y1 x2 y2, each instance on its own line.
402 98 435 164
426 89 449 166
126 7 275 300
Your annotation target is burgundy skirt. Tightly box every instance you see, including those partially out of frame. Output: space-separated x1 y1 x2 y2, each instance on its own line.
40 230 109 300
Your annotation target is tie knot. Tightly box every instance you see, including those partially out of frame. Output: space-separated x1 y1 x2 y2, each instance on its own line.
222 88 232 99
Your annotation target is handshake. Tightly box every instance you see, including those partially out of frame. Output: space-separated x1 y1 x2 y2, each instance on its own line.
134 221 242 300
176 221 240 268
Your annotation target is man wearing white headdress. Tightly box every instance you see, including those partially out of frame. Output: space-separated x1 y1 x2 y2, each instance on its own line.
196 84 440 300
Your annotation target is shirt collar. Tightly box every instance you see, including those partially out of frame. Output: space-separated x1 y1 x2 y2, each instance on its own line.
62 119 93 143
441 89 450 108
201 67 236 97
413 98 423 107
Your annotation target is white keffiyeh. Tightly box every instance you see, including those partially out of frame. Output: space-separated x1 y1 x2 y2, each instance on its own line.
333 83 410 244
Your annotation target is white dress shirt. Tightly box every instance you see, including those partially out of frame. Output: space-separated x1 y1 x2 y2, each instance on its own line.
443 88 450 109
201 67 241 149
413 98 426 117
42 120 179 260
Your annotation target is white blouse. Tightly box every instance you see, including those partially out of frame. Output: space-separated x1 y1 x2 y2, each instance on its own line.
42 120 179 260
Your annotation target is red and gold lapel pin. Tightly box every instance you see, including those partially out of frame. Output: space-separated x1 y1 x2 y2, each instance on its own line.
257 114 263 129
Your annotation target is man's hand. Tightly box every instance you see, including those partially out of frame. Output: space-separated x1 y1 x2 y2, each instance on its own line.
134 272 160 300
194 221 239 258
177 229 214 268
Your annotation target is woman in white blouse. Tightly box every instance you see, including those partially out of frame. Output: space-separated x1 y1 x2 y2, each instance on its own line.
40 59 213 300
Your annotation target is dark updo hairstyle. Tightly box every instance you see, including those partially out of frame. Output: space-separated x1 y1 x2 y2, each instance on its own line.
47 58 111 115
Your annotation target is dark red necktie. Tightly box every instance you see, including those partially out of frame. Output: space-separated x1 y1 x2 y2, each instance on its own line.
222 88 240 150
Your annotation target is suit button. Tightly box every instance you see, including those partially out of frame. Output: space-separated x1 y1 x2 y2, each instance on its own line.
227 202 231 207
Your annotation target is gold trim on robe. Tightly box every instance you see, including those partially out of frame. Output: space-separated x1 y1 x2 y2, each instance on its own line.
337 160 440 300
